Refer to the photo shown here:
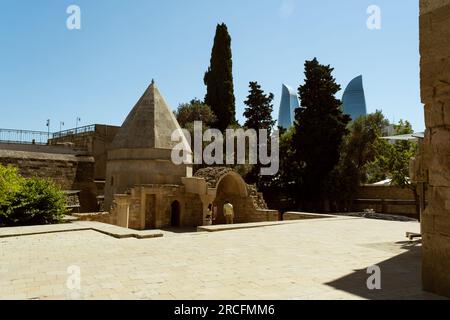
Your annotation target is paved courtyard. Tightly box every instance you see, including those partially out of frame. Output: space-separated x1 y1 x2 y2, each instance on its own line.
0 217 445 300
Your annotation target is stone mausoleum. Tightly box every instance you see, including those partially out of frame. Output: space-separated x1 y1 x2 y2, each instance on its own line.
104 81 277 229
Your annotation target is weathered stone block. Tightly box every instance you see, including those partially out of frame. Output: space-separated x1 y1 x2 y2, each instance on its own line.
422 233 450 296
420 0 450 14
420 57 450 103
421 208 435 233
424 102 444 128
435 214 450 236
422 129 450 185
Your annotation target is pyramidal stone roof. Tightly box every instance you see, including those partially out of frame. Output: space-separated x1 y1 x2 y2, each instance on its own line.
111 81 190 151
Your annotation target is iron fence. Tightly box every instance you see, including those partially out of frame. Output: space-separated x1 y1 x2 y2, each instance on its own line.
52 124 96 139
0 129 50 145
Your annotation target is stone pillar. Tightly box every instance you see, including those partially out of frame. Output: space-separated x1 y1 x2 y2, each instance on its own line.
199 195 215 226
420 0 450 297
113 196 130 228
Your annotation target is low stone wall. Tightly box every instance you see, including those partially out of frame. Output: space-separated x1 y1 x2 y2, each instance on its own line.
283 212 336 221
71 212 113 224
248 209 279 222
352 185 418 218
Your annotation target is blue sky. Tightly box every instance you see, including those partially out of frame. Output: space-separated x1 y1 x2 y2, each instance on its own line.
0 0 423 132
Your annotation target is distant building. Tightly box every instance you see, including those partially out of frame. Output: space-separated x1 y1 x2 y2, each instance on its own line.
277 84 299 129
342 75 367 121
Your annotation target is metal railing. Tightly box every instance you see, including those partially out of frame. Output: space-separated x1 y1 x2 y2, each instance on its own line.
0 129 50 145
52 124 96 139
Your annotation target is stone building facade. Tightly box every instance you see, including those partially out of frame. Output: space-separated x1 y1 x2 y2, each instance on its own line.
49 124 120 196
105 82 278 229
420 0 450 297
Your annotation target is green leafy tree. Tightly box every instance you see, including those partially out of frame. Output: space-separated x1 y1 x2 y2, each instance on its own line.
292 58 351 211
370 120 419 218
257 127 296 211
243 81 276 186
175 99 217 129
0 164 67 227
174 99 217 173
204 23 236 132
327 111 390 211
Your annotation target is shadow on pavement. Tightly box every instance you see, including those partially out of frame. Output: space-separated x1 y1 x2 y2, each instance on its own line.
325 240 446 300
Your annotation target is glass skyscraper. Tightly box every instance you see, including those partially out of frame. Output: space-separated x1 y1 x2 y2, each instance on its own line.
342 75 367 121
278 84 299 129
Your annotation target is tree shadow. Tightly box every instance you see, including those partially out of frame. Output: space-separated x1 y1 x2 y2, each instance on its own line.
325 240 446 300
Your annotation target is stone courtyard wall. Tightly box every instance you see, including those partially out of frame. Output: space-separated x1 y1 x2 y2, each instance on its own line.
352 185 418 218
420 0 450 297
0 147 97 212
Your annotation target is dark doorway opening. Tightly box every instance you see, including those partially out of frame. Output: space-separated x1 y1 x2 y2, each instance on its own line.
171 200 181 227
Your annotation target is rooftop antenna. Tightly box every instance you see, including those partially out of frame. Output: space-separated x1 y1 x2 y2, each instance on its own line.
46 119 50 140
75 117 81 134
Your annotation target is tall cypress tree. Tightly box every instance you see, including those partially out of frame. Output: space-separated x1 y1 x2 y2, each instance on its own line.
243 81 276 134
204 23 236 132
292 58 351 211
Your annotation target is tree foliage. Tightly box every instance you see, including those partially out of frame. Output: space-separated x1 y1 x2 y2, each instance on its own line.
175 99 217 129
204 23 236 132
0 165 23 206
327 111 390 211
243 81 276 134
370 120 417 187
242 81 276 186
0 164 66 227
291 58 351 210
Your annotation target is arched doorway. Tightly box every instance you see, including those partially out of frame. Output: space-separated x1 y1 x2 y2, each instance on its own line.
214 172 247 225
170 200 181 227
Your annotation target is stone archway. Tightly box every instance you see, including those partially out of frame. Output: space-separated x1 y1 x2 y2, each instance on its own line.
213 171 248 224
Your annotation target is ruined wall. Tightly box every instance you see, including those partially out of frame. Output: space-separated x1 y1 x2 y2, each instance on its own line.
420 0 450 297
0 148 97 212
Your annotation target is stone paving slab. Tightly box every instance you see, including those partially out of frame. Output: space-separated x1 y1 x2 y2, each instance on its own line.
197 215 352 232
0 223 90 238
0 221 163 239
0 217 445 300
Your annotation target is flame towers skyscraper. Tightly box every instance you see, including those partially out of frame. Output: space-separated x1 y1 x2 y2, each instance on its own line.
278 84 300 129
342 75 367 121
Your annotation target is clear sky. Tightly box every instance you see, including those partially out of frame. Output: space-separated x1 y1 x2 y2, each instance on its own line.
0 0 423 132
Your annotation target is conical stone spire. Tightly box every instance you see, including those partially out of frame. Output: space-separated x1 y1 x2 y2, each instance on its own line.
111 81 189 151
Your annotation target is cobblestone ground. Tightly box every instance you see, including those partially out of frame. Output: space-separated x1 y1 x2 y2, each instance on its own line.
0 217 444 300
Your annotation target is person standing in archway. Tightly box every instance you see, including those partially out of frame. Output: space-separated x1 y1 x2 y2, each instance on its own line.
223 201 234 224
